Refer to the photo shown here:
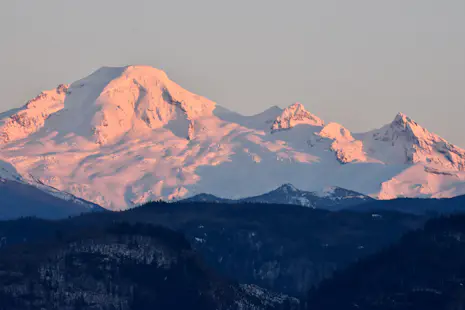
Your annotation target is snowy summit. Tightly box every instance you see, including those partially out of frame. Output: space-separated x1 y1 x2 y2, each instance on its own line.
0 65 464 210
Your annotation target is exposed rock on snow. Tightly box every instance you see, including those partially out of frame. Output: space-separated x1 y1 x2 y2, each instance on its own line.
0 66 464 210
363 113 465 170
0 84 68 144
318 123 366 164
271 102 324 132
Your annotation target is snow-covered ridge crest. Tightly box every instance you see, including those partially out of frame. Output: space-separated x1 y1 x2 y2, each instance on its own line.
271 102 324 132
317 123 366 164
0 84 68 144
63 65 216 144
0 66 217 146
364 112 465 171
1 65 465 210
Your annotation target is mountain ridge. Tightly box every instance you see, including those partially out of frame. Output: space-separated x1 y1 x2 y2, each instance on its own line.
0 65 464 210
181 183 373 210
0 222 299 310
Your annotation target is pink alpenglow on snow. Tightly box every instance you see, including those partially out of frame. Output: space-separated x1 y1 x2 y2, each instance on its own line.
271 102 324 132
0 65 464 210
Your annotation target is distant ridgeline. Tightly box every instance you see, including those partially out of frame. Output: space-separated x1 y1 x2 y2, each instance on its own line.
1 197 465 308
0 201 426 297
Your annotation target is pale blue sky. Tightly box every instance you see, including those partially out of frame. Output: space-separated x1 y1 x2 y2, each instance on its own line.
1 1 464 145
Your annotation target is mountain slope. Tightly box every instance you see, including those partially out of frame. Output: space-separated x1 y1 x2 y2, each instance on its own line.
0 177 102 220
0 201 425 296
1 65 464 210
0 84 68 144
240 184 374 209
180 193 235 204
361 113 465 170
181 184 374 210
0 222 298 310
306 214 465 310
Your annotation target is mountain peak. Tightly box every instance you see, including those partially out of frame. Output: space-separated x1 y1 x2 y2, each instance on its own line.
366 112 465 170
238 183 373 209
271 102 324 132
3 65 465 209
317 123 366 164
62 65 216 144
265 105 283 114
0 65 217 146
276 183 299 193
91 65 169 81
394 112 408 120
287 102 305 110
387 113 434 146
392 112 420 129
0 84 68 144
318 122 354 141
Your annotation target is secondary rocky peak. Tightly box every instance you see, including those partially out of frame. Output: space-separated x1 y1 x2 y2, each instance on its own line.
24 84 69 109
0 85 68 144
271 102 324 132
318 123 354 141
3 65 465 209
258 105 283 117
390 112 426 135
288 102 305 111
394 112 409 121
276 183 299 193
369 113 432 147
365 113 465 170
315 123 366 164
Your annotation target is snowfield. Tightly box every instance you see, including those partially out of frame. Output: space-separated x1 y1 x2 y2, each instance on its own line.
0 65 464 210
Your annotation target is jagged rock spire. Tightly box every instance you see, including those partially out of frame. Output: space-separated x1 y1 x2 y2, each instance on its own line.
271 102 324 132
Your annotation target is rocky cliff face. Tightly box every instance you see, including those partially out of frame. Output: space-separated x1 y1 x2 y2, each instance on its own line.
271 103 324 132
0 84 68 144
364 113 465 170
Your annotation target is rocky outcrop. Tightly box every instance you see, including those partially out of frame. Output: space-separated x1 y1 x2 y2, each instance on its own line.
368 113 465 170
271 103 324 132
0 85 68 144
317 123 366 164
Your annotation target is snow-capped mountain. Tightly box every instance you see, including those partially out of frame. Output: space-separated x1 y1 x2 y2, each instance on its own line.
0 158 101 219
0 65 464 210
181 183 373 210
181 193 235 204
0 177 102 220
241 184 374 209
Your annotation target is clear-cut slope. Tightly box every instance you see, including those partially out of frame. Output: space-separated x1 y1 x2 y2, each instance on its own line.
0 65 464 210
